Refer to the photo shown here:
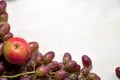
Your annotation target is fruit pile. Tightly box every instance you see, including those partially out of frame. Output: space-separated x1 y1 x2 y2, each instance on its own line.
0 0 101 80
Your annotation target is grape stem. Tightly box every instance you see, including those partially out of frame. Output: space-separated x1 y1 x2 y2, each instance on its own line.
3 71 35 78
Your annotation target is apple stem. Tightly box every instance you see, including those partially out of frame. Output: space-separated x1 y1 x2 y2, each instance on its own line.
3 71 35 78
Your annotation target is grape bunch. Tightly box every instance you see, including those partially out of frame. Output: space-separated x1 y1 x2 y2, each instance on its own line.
0 0 13 48
0 0 101 80
0 48 101 80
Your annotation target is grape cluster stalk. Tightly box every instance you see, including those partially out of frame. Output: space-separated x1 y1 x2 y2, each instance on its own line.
0 0 101 80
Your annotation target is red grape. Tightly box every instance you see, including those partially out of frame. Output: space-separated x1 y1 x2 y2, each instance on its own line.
35 65 50 77
64 60 77 72
28 42 39 53
34 52 43 66
0 61 5 75
20 75 31 80
73 64 81 73
63 52 72 65
115 67 120 78
54 70 67 80
82 55 92 68
0 23 10 37
0 0 7 14
0 12 8 22
58 62 64 70
86 73 101 80
64 77 71 80
48 61 59 70
81 67 90 77
0 32 13 41
43 51 55 64
69 73 78 80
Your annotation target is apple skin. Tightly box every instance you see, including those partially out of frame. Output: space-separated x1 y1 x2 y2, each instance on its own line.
3 37 31 65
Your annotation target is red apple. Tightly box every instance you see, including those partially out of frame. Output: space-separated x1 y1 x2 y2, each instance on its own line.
3 37 31 65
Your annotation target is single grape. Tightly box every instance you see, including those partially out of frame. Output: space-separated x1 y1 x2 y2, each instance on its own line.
0 61 5 75
20 75 31 80
115 67 120 78
69 73 78 80
0 22 10 37
19 65 27 73
30 74 37 80
81 67 90 77
0 12 8 22
23 52 37 71
54 70 67 80
58 62 64 70
48 61 59 70
64 60 77 72
0 32 13 41
86 73 101 80
35 65 50 77
0 76 7 80
28 42 39 53
0 42 4 56
43 51 55 64
82 55 92 68
34 52 43 66
0 1 6 14
63 52 72 65
26 59 34 71
64 77 71 80
73 64 81 73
